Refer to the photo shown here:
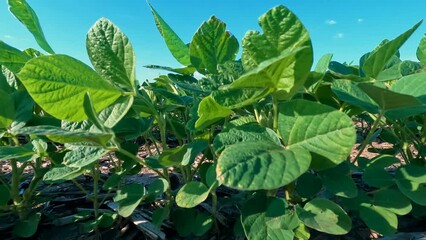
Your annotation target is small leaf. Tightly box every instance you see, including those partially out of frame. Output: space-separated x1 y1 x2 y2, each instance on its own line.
43 166 84 183
195 96 232 130
87 18 136 90
363 168 394 188
359 205 397 236
279 100 356 170
18 54 122 122
190 16 238 74
148 4 190 66
417 34 426 65
182 140 209 166
395 164 426 183
0 41 31 72
362 21 422 78
113 184 145 217
176 181 209 208
158 145 187 167
13 212 41 238
7 0 54 54
64 146 108 168
146 178 169 201
319 165 358 198
192 212 214 237
396 179 426 206
296 172 322 198
299 198 351 235
373 188 412 215
0 144 35 161
217 142 311 190
0 89 15 129
211 88 271 109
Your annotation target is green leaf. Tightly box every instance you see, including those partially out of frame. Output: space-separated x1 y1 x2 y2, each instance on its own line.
217 142 311 190
331 79 379 114
98 95 134 129
362 21 422 78
158 145 187 167
278 100 356 170
241 196 295 240
113 183 145 217
417 34 426 65
319 165 358 198
0 89 14 129
195 96 232 130
363 168 394 188
18 54 122 122
211 88 271 109
64 146 108 168
148 4 190 66
213 123 281 154
295 172 322 198
83 92 108 132
391 73 426 103
399 60 422 76
229 47 312 100
299 198 351 235
373 188 412 215
0 144 34 161
396 179 426 206
43 165 84 183
242 5 312 70
0 41 31 72
0 185 10 206
192 212 214 237
13 212 41 238
396 164 426 183
189 16 239 74
171 208 213 237
359 205 397 236
87 18 136 90
146 178 169 202
176 181 209 208
7 0 54 54
15 126 113 146
182 140 209 166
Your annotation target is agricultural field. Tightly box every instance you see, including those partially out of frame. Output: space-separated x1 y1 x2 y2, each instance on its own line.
0 0 426 239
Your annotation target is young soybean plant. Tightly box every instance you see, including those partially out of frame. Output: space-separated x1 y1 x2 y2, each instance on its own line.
149 4 357 239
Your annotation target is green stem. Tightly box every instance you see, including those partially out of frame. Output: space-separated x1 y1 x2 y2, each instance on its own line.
92 165 100 219
272 95 279 133
353 111 384 163
211 191 219 233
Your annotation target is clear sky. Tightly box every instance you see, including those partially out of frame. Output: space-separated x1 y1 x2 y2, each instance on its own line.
1 0 426 82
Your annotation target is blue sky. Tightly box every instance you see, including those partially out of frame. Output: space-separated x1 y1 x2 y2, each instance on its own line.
1 0 426 81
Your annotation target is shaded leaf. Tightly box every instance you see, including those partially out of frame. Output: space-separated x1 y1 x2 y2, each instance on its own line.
176 181 209 208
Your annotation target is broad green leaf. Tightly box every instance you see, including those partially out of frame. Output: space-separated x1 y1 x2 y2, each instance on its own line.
189 16 239 74
295 172 322 198
7 0 54 54
367 155 400 169
87 18 136 90
391 73 426 103
417 34 426 65
294 223 310 240
98 95 134 128
299 198 351 235
373 188 412 215
182 140 209 166
396 164 426 183
229 47 312 100
315 54 333 73
176 181 209 208
0 89 14 129
113 183 145 217
192 212 214 237
13 212 41 238
10 90 33 132
146 178 168 201
363 168 394 188
195 96 232 130
0 144 34 161
15 126 112 146
396 179 426 206
171 208 213 237
278 100 356 170
148 4 190 66
217 142 311 190
0 185 10 206
0 41 31 72
241 196 295 240
43 165 84 183
213 123 281 154
158 145 187 167
359 205 397 236
242 5 312 70
18 54 122 122
399 60 422 76
211 87 271 109
331 79 379 114
83 92 107 132
144 65 196 75
64 146 108 168
362 21 422 78
319 165 358 198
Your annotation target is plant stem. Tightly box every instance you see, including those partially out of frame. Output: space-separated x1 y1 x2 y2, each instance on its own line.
211 191 219 233
92 165 100 219
272 95 279 133
353 111 384 163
